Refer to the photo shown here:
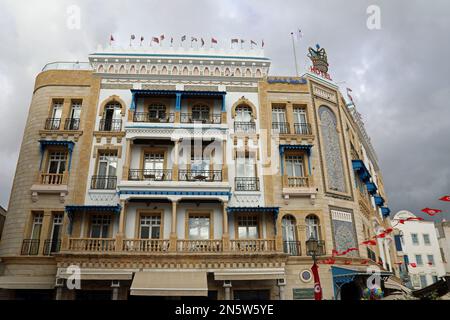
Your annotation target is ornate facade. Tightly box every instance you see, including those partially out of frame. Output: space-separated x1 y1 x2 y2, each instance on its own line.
0 45 399 300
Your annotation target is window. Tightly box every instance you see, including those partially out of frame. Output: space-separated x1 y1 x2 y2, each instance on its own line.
46 101 63 130
282 215 299 255
90 215 111 238
419 275 427 288
47 213 63 254
411 233 419 245
427 254 435 266
190 142 210 172
285 155 304 177
140 215 161 239
235 105 252 122
148 104 166 120
237 215 258 239
188 214 210 240
192 105 210 122
306 215 320 240
293 107 309 134
236 153 255 178
93 151 117 189
144 152 164 171
47 152 67 174
51 101 63 118
432 275 438 283
101 103 122 131
272 106 288 133
415 254 423 266
30 213 43 240
66 101 82 130
423 234 431 245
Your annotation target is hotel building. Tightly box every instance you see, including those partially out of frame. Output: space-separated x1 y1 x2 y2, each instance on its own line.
0 45 399 300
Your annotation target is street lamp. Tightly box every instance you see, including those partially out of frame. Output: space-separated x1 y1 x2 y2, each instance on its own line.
306 234 324 263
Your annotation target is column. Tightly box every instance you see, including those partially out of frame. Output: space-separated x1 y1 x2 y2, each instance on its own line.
169 200 178 252
55 280 64 300
222 140 228 182
277 279 286 300
122 139 132 180
175 93 182 123
116 200 126 251
172 139 179 181
111 281 120 300
285 102 294 134
61 210 71 251
298 221 307 256
222 201 229 251
60 98 71 130
39 211 52 255
221 94 227 124
223 281 232 300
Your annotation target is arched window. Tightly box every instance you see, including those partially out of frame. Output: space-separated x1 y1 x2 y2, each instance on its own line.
235 105 253 122
203 67 210 76
101 102 122 131
282 215 299 255
192 105 210 122
108 65 115 73
214 67 220 76
224 68 231 76
140 65 147 74
129 65 136 74
305 215 321 240
172 66 178 75
235 68 241 77
97 65 104 73
245 68 251 77
161 66 168 74
319 106 346 192
119 65 125 73
255 69 262 77
182 67 189 75
151 66 158 74
193 67 199 75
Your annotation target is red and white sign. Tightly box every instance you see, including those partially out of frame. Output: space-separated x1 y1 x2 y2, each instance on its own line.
309 66 332 81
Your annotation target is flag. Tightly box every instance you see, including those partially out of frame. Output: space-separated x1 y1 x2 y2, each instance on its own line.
262 39 265 48
344 261 352 265
191 37 198 42
130 34 135 40
211 37 218 44
421 208 442 216
297 28 303 41
160 34 165 41
201 38 205 47
181 35 186 42
231 38 239 44
361 260 369 265
152 37 159 44
311 262 322 300
170 37 173 46
140 36 144 42
347 88 355 105
240 39 245 43
439 195 450 202
361 239 377 246
110 34 115 42
410 263 417 268
250 40 257 46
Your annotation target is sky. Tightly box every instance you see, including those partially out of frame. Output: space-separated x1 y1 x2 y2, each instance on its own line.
0 0 449 221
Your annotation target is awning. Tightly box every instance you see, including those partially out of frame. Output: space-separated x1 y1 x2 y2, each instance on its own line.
130 271 208 296
65 204 121 214
0 276 55 289
57 269 133 281
214 268 285 281
384 278 412 294
279 144 313 156
366 182 378 195
352 160 371 182
381 207 391 217
226 207 280 220
374 195 385 206
332 265 392 283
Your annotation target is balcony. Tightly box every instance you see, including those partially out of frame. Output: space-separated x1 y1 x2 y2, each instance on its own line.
123 239 170 253
64 118 80 130
39 172 68 185
91 175 117 190
177 240 223 253
230 239 276 252
235 177 260 191
282 175 317 204
43 239 61 256
68 238 116 252
128 169 172 181
294 123 311 135
272 122 290 134
234 121 256 133
283 241 302 256
44 118 61 130
180 113 222 124
178 170 222 182
99 119 122 132
133 112 175 123
21 239 40 255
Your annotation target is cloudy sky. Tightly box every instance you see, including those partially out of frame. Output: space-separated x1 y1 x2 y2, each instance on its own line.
0 0 449 221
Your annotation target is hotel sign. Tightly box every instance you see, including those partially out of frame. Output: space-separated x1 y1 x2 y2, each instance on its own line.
308 44 332 81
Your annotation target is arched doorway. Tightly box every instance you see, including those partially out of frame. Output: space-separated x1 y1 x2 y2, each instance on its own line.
340 282 361 300
282 215 299 255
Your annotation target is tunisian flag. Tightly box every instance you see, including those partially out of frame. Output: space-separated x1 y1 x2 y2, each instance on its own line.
311 262 323 300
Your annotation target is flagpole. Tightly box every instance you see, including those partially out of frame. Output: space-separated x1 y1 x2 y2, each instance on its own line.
290 32 299 77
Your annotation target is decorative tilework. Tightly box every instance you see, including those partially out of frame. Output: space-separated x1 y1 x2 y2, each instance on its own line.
331 210 358 257
319 106 346 192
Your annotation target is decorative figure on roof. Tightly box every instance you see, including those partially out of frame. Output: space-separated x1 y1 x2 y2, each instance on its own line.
308 44 329 73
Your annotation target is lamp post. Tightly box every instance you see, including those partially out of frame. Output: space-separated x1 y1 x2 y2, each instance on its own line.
306 234 324 300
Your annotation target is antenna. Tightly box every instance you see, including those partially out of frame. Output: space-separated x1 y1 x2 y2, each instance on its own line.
290 32 299 77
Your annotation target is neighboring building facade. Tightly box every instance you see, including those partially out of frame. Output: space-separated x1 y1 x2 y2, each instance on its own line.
393 210 446 289
0 44 397 300
436 221 450 277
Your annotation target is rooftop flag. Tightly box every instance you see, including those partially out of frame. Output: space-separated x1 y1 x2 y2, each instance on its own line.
211 37 218 44
181 35 186 42
160 34 165 41
152 37 159 44
262 39 265 48
201 38 205 47
439 195 450 202
231 38 239 44
421 208 443 216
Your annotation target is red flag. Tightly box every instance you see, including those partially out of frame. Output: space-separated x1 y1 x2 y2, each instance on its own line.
211 37 218 44
361 260 369 265
361 239 377 246
394 262 403 265
410 263 417 268
311 262 322 300
374 232 386 239
344 261 352 265
346 88 355 105
421 208 442 216
408 217 424 222
439 195 450 202
428 262 433 266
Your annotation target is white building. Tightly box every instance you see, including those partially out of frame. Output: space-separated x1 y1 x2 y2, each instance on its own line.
393 210 446 289
435 221 450 277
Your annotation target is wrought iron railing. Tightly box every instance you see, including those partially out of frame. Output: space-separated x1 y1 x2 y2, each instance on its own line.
99 119 122 131
45 118 61 130
43 239 61 255
64 118 80 130
180 113 222 124
178 170 222 182
283 241 302 256
294 123 311 135
91 175 117 189
128 169 172 181
21 239 40 255
272 122 290 134
234 121 256 133
133 112 175 123
235 177 260 191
